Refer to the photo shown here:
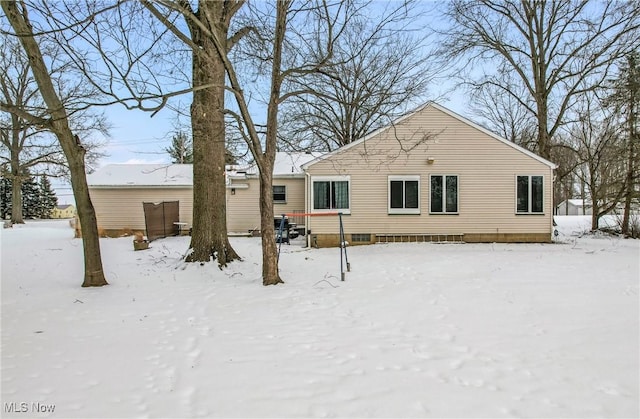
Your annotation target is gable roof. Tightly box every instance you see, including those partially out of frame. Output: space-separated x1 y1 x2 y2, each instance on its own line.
302 102 557 170
87 164 193 188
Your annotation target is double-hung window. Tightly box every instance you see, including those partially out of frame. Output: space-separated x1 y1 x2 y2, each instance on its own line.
388 175 420 214
312 176 350 213
516 175 544 213
430 175 458 214
272 185 286 203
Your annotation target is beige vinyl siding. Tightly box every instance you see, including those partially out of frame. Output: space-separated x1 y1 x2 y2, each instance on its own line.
226 179 261 233
306 105 554 238
272 178 305 217
226 177 306 233
88 187 193 231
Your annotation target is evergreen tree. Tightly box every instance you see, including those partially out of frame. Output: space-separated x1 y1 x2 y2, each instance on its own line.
164 130 237 165
38 174 57 218
21 173 40 218
165 131 193 164
0 175 11 220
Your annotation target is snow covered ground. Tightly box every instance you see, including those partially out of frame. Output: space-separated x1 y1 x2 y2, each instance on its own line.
1 217 638 418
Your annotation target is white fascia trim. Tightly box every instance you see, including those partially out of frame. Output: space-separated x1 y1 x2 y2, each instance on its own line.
430 103 558 169
301 104 430 170
226 183 249 189
301 102 557 171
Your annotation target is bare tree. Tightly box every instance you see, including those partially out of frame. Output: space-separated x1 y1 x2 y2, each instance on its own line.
469 80 538 150
604 52 640 236
1 0 107 286
279 1 433 151
27 0 242 266
132 0 245 265
0 31 107 224
439 0 640 160
568 94 626 230
207 0 358 285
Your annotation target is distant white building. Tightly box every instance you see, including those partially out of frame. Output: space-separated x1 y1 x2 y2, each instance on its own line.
556 199 592 216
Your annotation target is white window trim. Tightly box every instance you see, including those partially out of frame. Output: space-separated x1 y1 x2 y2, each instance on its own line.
429 174 459 215
388 175 421 214
311 175 351 214
273 185 287 204
515 175 545 214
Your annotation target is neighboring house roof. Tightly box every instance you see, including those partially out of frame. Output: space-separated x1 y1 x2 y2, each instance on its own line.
559 199 592 207
302 102 558 170
227 152 323 179
55 204 75 210
87 164 193 188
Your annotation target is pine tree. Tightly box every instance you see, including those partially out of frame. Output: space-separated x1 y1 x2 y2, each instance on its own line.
21 172 40 218
0 176 11 220
165 131 193 164
164 131 237 165
38 174 57 218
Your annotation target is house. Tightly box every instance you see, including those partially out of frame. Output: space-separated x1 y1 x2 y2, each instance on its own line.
51 204 76 219
301 102 557 247
88 103 557 245
87 164 193 235
556 199 592 216
86 153 321 236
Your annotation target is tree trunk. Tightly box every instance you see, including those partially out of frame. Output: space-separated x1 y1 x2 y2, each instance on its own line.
65 147 108 287
621 92 636 236
259 169 283 285
9 115 24 224
10 163 23 224
259 0 287 286
591 205 600 231
536 98 551 160
621 127 633 235
185 2 239 266
589 170 599 231
3 0 107 287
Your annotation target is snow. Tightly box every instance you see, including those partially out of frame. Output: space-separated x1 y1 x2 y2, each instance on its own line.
566 199 591 207
87 164 193 187
230 152 324 178
1 217 638 418
89 153 322 188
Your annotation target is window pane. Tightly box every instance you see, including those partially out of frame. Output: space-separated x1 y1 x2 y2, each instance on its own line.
446 176 458 212
431 176 443 212
390 181 404 208
333 181 349 209
313 181 330 209
405 181 419 209
532 176 543 212
273 185 286 202
517 176 529 212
